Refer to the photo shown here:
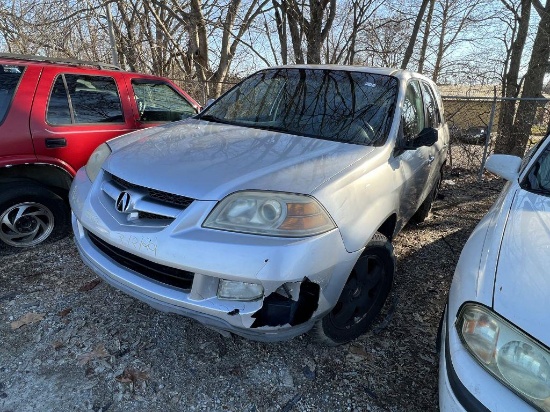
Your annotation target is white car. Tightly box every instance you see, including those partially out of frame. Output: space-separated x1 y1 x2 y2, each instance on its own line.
70 65 448 344
439 136 550 410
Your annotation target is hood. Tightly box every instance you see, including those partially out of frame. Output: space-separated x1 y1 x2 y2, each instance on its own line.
104 118 375 200
493 188 550 345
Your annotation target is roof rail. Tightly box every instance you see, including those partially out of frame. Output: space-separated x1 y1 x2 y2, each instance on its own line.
0 53 122 71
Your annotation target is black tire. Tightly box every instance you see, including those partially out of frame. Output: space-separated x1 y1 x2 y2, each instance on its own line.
436 307 446 354
0 182 69 250
313 233 395 346
410 170 442 224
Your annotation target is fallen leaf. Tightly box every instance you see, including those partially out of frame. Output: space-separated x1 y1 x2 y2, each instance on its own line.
10 312 45 329
78 279 101 292
115 367 149 383
77 344 109 366
349 345 369 358
52 340 64 350
58 308 72 317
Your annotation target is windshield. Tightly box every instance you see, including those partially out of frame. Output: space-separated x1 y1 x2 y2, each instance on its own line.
523 142 550 195
201 68 398 146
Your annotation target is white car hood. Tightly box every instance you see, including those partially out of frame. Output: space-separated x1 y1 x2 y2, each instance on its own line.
493 188 550 344
104 118 375 200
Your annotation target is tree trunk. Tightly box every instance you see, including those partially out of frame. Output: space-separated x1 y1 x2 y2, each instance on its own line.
417 0 435 73
509 0 550 156
273 1 288 64
283 0 335 64
188 0 210 95
401 0 430 70
432 0 449 82
494 0 532 154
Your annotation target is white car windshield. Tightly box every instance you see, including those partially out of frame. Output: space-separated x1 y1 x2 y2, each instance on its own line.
200 68 398 146
524 140 550 195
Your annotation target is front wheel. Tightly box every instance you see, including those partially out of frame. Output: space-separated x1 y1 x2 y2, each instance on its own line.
0 182 69 250
313 233 395 345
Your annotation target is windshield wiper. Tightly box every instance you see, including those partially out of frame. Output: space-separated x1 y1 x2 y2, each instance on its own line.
199 114 226 124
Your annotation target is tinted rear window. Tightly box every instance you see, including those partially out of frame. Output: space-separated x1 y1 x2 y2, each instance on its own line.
0 65 25 124
46 74 124 125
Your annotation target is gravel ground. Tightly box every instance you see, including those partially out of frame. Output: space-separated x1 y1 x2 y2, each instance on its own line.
0 172 504 412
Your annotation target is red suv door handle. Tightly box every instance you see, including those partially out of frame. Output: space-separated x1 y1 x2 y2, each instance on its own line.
45 138 67 148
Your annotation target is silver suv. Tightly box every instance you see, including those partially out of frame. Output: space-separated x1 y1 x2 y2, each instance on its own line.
70 65 449 344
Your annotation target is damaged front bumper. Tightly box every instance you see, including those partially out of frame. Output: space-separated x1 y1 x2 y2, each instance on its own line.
70 170 361 342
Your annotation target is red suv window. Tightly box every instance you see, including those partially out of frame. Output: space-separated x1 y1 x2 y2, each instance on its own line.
46 74 124 125
132 79 196 122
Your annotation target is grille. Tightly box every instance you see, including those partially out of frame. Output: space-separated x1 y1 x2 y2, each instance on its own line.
138 211 173 220
110 174 194 209
87 231 194 291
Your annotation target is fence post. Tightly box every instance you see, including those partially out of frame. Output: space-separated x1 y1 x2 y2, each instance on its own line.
478 87 498 180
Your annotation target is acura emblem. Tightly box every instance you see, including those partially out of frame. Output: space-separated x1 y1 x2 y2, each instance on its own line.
116 191 132 212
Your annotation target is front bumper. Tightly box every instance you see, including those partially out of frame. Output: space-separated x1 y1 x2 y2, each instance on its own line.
70 169 361 342
438 306 536 411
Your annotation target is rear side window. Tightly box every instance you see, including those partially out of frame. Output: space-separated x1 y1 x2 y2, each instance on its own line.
402 81 425 140
47 74 124 125
421 82 440 128
132 80 196 122
0 65 25 125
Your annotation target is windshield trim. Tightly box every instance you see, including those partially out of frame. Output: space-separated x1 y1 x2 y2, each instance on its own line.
520 138 550 197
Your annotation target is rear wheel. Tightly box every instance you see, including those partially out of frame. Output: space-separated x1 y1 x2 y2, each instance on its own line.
0 182 69 249
313 233 395 345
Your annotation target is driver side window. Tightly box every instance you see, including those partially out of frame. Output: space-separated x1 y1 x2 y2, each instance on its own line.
402 81 425 142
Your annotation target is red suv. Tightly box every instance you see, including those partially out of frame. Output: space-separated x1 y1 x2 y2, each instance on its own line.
0 54 200 250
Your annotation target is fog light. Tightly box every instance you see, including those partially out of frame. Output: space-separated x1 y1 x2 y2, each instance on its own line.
217 280 264 301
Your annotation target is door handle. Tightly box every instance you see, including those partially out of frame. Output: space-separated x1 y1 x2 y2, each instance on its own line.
45 138 67 148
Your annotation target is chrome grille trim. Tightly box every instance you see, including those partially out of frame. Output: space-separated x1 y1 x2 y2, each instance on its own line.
100 172 196 223
110 174 194 208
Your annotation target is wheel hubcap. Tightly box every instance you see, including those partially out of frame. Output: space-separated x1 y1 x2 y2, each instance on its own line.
0 202 54 247
330 255 385 329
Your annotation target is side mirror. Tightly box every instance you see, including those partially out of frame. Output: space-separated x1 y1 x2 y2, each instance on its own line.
399 127 438 151
485 154 522 181
414 127 438 148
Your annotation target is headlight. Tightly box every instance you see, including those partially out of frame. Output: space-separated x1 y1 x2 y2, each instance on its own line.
456 303 550 410
85 143 112 182
203 191 335 237
217 279 264 301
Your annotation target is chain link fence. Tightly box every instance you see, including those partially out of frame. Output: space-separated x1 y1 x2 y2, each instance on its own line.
442 93 550 177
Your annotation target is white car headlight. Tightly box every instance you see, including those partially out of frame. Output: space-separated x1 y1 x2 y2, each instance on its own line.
85 143 112 182
203 191 335 237
456 303 550 410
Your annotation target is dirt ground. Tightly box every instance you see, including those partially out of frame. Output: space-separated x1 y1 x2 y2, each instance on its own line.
0 171 504 412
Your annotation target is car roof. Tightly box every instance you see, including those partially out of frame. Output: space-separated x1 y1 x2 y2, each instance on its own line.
266 64 434 83
0 53 188 84
0 53 124 73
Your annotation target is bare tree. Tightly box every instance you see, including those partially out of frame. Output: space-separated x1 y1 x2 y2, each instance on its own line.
324 0 381 65
401 0 430 69
417 0 435 73
272 0 337 64
494 0 532 154
508 0 550 156
431 0 487 82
